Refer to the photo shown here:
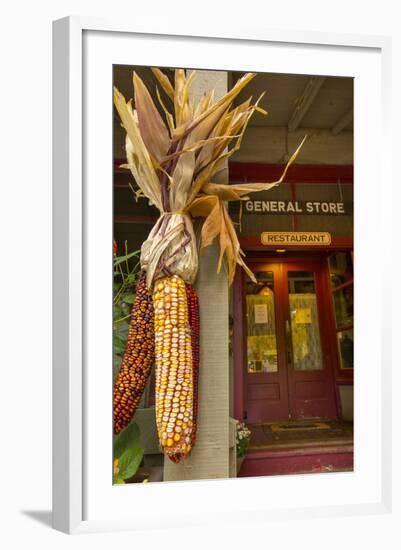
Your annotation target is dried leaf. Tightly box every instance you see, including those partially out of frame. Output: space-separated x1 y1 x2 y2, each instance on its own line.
194 90 214 118
198 196 220 251
151 67 174 100
125 136 162 211
173 73 256 143
194 102 247 171
141 213 198 287
202 181 278 201
188 150 232 203
199 135 308 204
133 72 170 162
161 133 241 165
114 86 163 210
188 197 255 285
170 151 196 212
180 70 196 122
156 86 175 136
185 194 217 218
194 95 266 179
174 69 187 126
218 204 238 283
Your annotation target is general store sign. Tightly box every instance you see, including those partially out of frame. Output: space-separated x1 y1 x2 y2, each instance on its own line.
245 200 349 215
261 232 332 246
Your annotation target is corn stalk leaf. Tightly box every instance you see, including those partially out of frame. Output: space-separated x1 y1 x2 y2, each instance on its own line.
133 72 170 163
173 72 256 143
151 67 174 100
170 151 196 212
187 195 255 285
156 86 175 136
114 87 163 211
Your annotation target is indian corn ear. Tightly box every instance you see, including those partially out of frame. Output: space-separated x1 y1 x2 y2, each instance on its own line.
186 282 200 448
113 271 155 434
153 275 196 462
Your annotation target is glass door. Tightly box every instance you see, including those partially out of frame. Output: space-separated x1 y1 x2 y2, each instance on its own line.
284 262 337 419
244 258 337 422
245 264 290 422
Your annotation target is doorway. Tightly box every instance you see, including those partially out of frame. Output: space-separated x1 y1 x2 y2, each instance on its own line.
243 256 337 422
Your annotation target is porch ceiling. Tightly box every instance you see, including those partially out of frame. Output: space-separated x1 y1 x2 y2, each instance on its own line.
231 71 353 133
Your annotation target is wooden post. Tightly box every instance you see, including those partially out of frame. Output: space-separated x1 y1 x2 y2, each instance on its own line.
164 70 230 481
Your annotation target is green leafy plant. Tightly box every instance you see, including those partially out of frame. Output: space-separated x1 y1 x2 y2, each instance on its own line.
113 421 144 484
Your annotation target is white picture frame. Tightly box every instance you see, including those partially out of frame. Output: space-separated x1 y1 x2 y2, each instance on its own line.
52 16 392 534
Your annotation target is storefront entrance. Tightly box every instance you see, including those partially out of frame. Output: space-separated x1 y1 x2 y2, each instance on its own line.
242 256 337 422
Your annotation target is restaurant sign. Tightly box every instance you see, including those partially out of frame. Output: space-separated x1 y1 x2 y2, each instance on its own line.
261 232 332 246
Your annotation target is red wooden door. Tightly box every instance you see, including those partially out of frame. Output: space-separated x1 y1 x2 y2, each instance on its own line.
283 260 337 419
244 263 290 422
244 257 337 421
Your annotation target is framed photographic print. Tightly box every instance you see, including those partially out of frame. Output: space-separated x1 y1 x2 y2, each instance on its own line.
52 17 392 534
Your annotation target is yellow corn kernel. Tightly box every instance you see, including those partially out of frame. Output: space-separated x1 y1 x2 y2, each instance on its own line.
153 275 194 463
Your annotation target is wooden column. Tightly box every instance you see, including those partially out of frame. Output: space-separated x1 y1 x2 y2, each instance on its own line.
164 70 230 481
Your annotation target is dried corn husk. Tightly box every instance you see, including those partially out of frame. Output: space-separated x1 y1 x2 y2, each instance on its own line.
114 69 306 287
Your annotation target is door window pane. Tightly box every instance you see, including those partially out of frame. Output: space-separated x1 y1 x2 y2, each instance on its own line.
337 329 354 369
332 283 353 327
246 272 278 373
329 251 353 288
288 271 323 371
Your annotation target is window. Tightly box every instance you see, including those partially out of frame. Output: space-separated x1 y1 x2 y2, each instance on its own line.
245 272 278 373
288 271 324 371
329 252 354 369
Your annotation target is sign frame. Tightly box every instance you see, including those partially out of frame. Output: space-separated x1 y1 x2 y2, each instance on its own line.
261 231 332 246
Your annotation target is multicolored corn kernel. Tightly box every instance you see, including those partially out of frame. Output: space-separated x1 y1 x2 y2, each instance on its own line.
113 271 155 434
186 283 200 448
153 275 194 462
